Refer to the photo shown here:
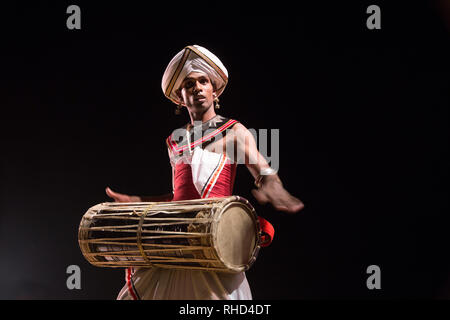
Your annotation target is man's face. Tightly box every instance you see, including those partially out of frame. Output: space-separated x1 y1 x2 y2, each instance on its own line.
179 72 215 113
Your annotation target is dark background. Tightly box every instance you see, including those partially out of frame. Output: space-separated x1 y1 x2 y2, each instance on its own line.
0 2 448 299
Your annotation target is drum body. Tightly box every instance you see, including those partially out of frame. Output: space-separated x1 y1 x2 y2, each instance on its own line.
78 196 261 273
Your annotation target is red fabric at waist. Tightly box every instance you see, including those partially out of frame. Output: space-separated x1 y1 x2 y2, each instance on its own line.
172 162 200 201
258 216 275 247
172 161 237 201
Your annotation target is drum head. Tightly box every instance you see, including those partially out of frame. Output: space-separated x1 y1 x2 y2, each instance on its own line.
215 202 258 270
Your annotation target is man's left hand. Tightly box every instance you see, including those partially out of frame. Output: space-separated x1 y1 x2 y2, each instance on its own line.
251 177 304 214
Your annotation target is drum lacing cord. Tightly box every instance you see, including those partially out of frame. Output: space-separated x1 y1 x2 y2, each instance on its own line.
136 204 155 266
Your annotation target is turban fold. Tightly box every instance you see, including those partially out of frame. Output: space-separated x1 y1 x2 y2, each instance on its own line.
161 45 228 105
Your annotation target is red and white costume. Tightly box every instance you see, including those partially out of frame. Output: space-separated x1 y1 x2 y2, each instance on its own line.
117 116 274 300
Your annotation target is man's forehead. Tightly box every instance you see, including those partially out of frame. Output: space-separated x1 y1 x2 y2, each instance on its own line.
183 72 209 81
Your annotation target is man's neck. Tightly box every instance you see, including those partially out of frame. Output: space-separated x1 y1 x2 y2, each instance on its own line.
188 108 217 126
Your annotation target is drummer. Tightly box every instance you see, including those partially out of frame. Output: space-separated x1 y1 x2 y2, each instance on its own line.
106 45 304 300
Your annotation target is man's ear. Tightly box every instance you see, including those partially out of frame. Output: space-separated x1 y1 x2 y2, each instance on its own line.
175 89 185 106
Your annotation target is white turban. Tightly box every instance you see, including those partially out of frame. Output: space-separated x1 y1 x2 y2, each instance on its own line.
161 45 228 105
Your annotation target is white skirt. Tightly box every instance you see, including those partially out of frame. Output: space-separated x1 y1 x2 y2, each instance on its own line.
117 267 252 300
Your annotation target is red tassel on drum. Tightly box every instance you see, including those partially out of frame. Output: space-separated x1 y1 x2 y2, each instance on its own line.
258 217 275 247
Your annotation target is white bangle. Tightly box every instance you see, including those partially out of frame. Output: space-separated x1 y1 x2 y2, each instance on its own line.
259 167 277 175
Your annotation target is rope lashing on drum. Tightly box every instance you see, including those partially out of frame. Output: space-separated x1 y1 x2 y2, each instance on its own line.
136 203 156 266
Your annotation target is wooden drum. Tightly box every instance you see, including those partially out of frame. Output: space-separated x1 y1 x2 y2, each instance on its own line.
78 196 261 273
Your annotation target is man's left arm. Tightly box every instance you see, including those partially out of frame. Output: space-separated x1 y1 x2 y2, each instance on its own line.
231 123 304 214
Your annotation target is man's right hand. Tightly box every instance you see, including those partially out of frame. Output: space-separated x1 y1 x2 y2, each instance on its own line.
105 187 141 202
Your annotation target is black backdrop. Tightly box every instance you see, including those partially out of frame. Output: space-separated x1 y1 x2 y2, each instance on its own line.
0 2 448 300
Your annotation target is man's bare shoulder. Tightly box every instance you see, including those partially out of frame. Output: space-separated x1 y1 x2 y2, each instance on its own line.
232 122 245 129
230 122 248 133
231 122 255 139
